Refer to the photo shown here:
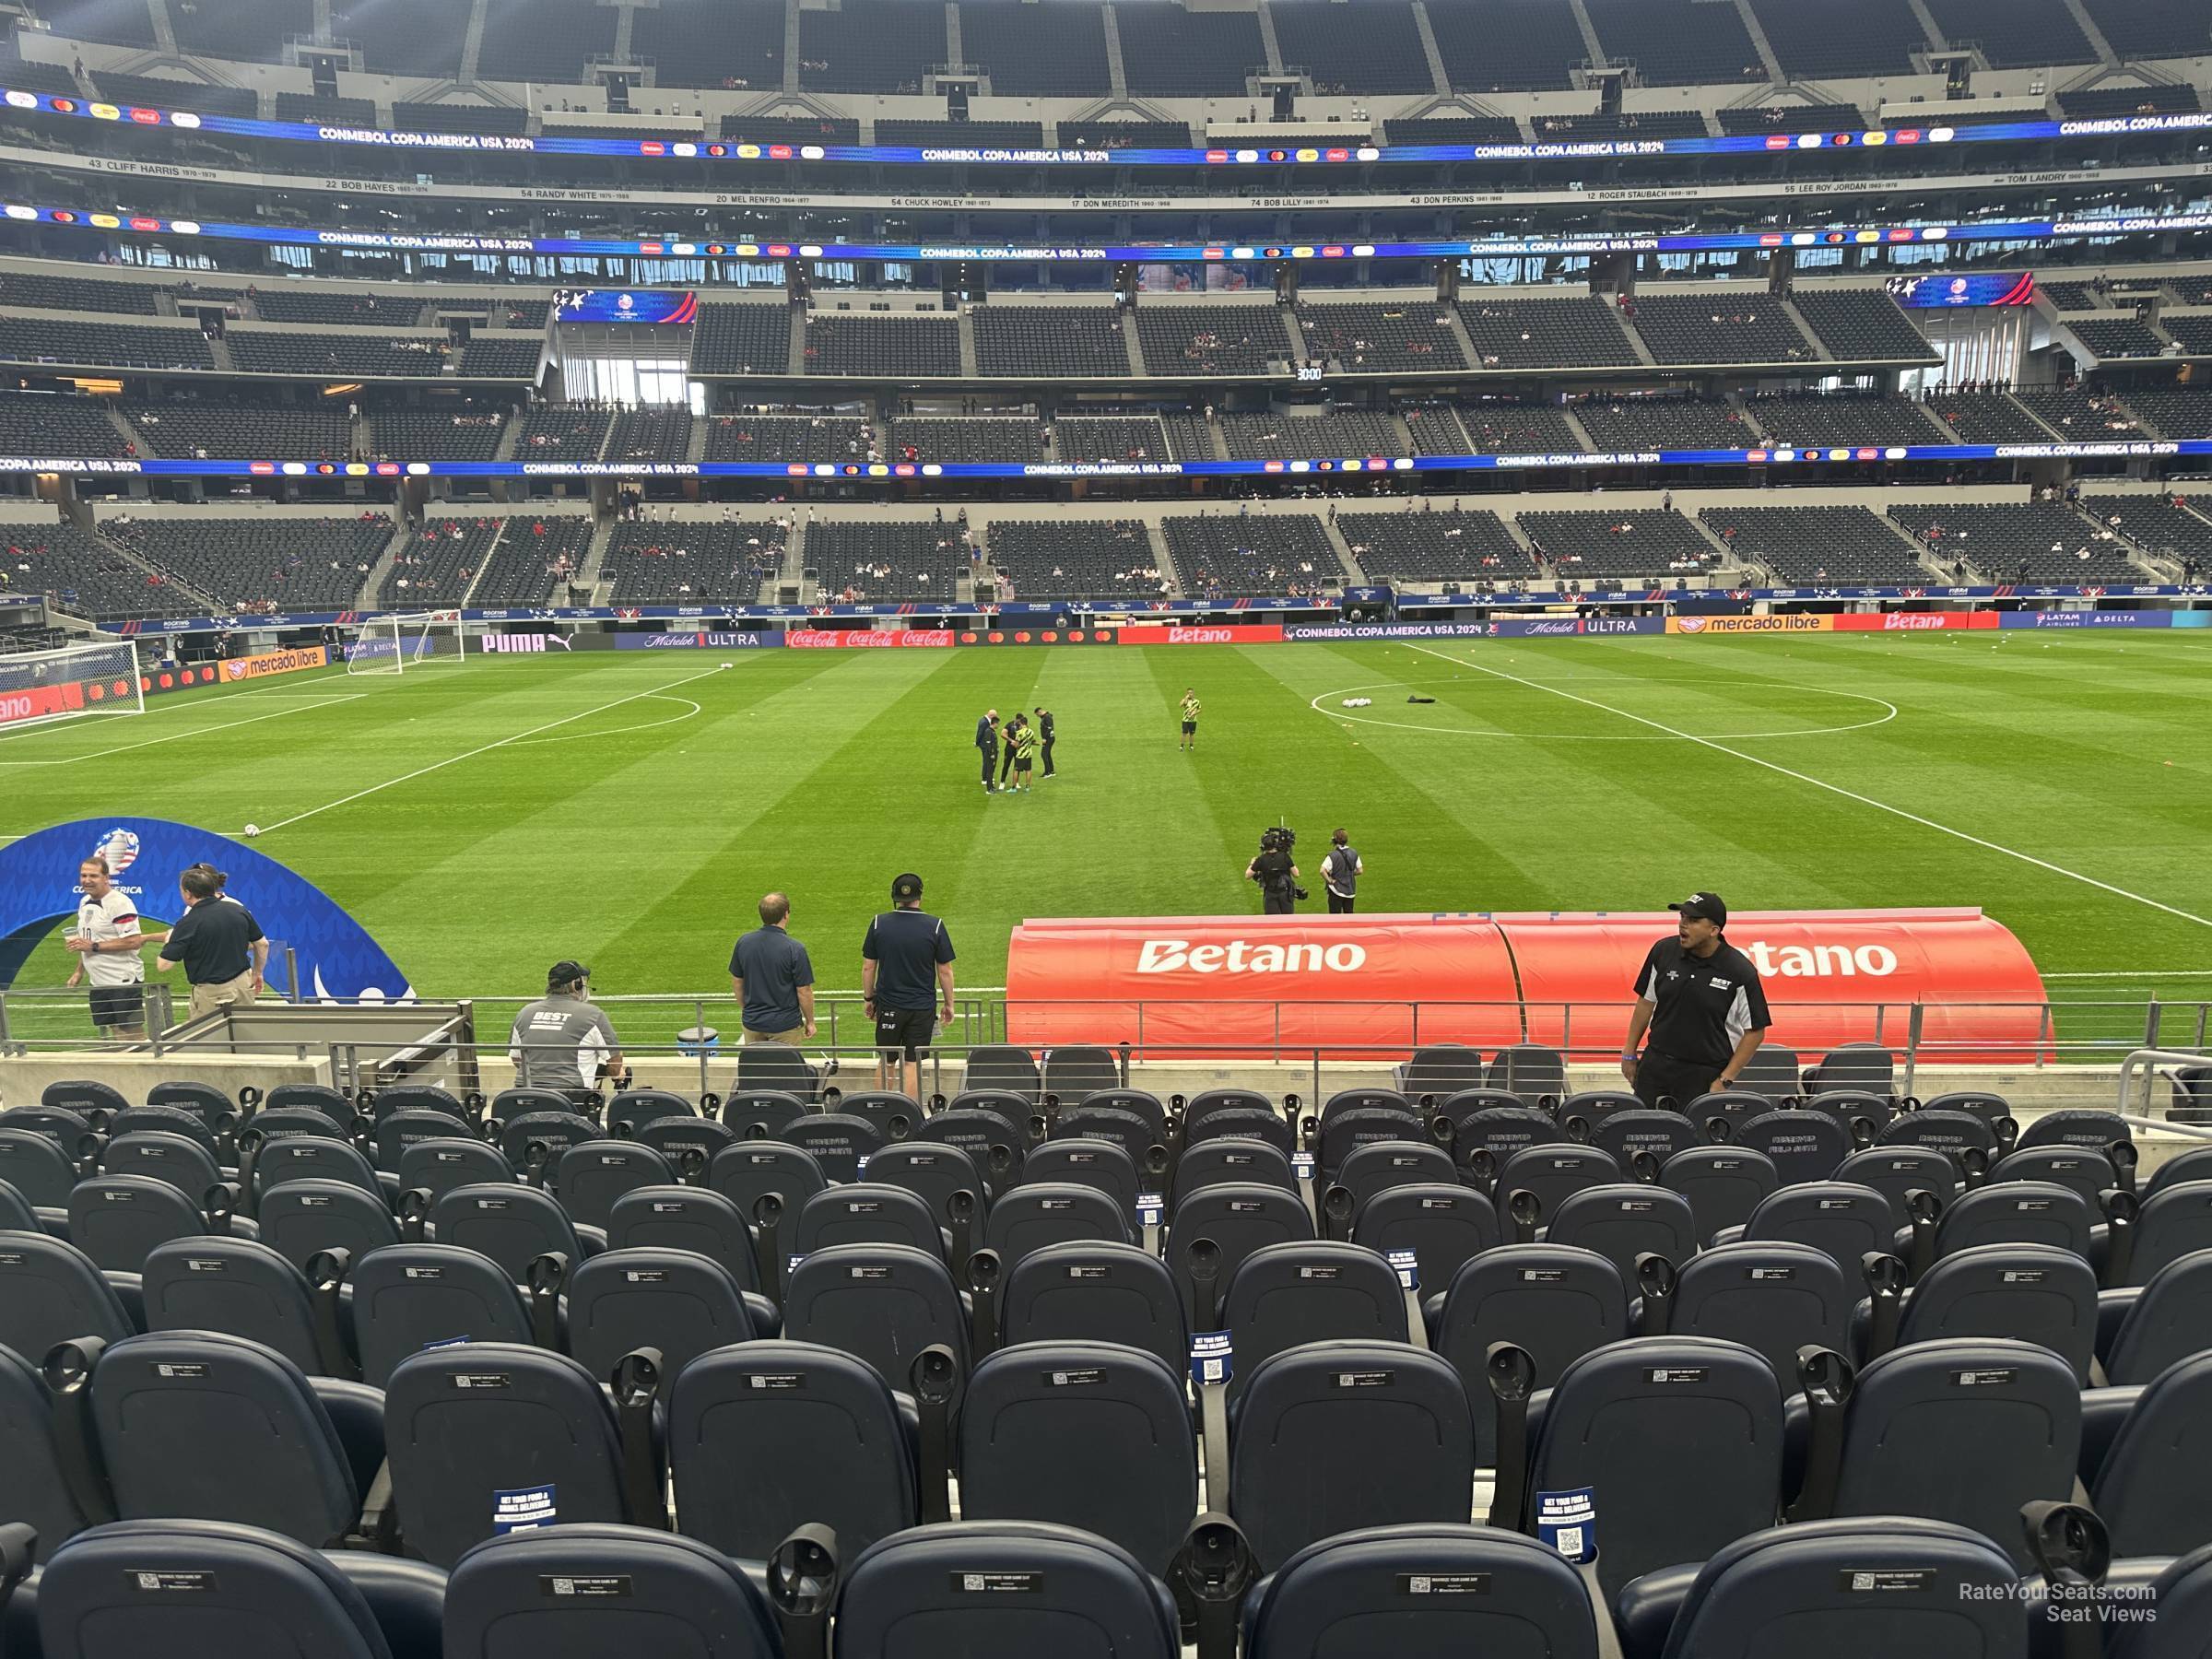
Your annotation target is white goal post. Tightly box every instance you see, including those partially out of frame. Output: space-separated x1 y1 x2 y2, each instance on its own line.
0 637 142 733
346 610 466 675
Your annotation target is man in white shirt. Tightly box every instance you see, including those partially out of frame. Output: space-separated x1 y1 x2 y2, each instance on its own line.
65 853 146 1038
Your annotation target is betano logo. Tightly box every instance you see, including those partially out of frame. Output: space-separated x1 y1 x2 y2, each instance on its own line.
1738 941 1899 977
1135 939 1368 974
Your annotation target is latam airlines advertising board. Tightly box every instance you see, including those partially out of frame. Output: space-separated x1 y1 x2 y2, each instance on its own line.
1005 907 2046 1060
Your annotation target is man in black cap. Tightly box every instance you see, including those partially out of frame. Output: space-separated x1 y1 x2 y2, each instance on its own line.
862 873 956 1097
1033 705 1056 778
508 959 626 1104
1621 892 1771 1111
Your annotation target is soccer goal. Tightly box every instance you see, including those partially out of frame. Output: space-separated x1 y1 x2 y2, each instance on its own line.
0 637 142 733
347 610 466 675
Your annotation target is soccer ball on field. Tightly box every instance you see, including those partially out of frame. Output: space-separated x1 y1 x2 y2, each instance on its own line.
242 824 262 838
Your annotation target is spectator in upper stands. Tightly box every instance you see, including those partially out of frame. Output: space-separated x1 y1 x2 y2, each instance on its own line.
729 891 816 1045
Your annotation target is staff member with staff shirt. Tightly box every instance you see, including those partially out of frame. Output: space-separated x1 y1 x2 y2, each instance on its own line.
151 865 267 1018
1621 892 1771 1110
65 853 146 1039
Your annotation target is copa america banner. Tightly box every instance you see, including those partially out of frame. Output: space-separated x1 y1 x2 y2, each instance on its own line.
0 818 412 1003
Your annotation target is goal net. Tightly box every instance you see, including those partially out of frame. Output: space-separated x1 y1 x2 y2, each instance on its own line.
0 637 142 733
347 610 466 675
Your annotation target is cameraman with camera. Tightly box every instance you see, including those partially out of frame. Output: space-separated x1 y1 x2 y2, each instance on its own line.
1246 827 1303 915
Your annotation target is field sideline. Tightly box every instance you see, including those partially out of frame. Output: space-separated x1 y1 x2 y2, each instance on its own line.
3 631 2209 1046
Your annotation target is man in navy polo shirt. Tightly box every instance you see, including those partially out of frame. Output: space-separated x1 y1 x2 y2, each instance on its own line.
862 872 955 1097
730 891 815 1044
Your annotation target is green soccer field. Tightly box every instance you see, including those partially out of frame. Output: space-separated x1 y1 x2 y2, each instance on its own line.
5 630 2211 1048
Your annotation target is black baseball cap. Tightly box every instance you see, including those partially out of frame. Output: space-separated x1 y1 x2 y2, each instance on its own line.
891 873 924 902
1669 893 1727 927
547 959 590 989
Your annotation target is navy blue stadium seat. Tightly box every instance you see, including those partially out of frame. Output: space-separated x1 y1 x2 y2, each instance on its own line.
1020 1138 1142 1229
1920 1091 2010 1126
429 1183 589 1281
959 1339 1196 1572
1830 1337 2079 1567
1800 1043 1895 1098
141 1236 326 1374
445 1524 777 1658
84 1331 370 1546
1396 1044 1489 1103
372 1109 477 1174
0 1230 135 1359
1833 1146 1960 1219
963 1046 1043 1101
247 1134 382 1204
782 1242 968 1392
2124 1180 2212 1284
33 1518 447 1659
1182 1106 1295 1162
1439 1103 1566 1171
2092 1349 2212 1558
147 1080 238 1132
1591 1109 1702 1171
1624 1517 2026 1658
394 1136 512 1203
1524 1335 1786 1605
1661 1145 1778 1244
606 1184 763 1296
1052 1105 1161 1173
1000 1241 1185 1378
2145 1150 2212 1200
265 1082 359 1128
100 1129 224 1197
1076 1088 1168 1138
2109 1541 2212 1659
1183 1088 1276 1137
1170 1137 1297 1209
667 1338 916 1561
1041 1045 1122 1103
0 1180 34 1235
2104 1247 2212 1383
982 1182 1127 1269
1487 1046 1568 1109
372 1085 469 1123
383 1342 637 1568
0 1337 90 1560
832 1090 925 1143
1333 1140 1457 1215
1732 1182 1895 1272
41 1079 130 1119
1348 1182 1499 1292
795 1182 947 1259
1430 1244 1629 1467
834 1521 1179 1659
846 1140 984 1231
1220 1241 1408 1404
1925 1181 2096 1261
1542 1183 1697 1283
551 1140 673 1231
1230 1341 1476 1572
605 1088 697 1135
634 1111 736 1174
497 1110 602 1176
1664 1241 1851 1393
349 1242 534 1388
565 1246 759 1393
1795 1088 1895 1137
2015 1109 2131 1153
1492 1145 1619 1224
1887 1242 2099 1381
782 1112 888 1184
68 1173 228 1274
1316 1105 1425 1185
1878 1108 1997 1161
1242 1523 1600 1659
256 1179 400 1273
1735 1109 1851 1187
1167 1182 1312 1327
1988 1143 2122 1210
0 1127 78 1212
105 1109 224 1170
720 1088 810 1141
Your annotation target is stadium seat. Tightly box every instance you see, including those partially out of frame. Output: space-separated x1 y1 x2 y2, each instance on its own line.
111 1106 228 1168
265 1083 359 1130
372 1110 480 1175
256 1179 403 1273
1794 1089 1896 1138
999 1241 1186 1379
445 1524 776 1657
67 1330 374 1547
549 1140 674 1231
1735 1109 1852 1187
1834 1147 1961 1219
1514 1335 1788 1606
1182 1107 1295 1161
31 1518 447 1659
1242 1523 1601 1659
1541 1183 1698 1283
1729 1182 1897 1274
1730 1049 1803 1104
42 1080 131 1121
1231 1340 1477 1572
384 1342 648 1568
2016 1109 2134 1153
865 1141 987 1235
0 1180 38 1235
1441 1104 1568 1176
240 1106 350 1146
1077 1088 1169 1139
1348 1182 1500 1293
605 1185 765 1298
1590 1109 1702 1171
963 1044 1043 1100
481 1088 576 1129
783 1112 888 1184
832 1522 1180 1659
1801 1043 1897 1098
1182 1088 1277 1136
982 1182 1127 1270
394 1136 512 1203
833 1090 925 1143
1220 1241 1409 1404
666 1337 915 1561
1557 1090 1642 1128
1331 1140 1457 1218
0 1128 79 1216
1830 1337 2080 1567
0 1230 137 1358
2104 1248 2212 1383
1053 1105 1164 1175
1661 1145 1779 1243
709 1141 827 1268
2108 1541 2212 1659
347 1242 536 1388
721 1089 809 1140
68 1173 235 1275
2144 1150 2212 1200
1171 1138 1298 1209
245 1134 384 1207
794 1183 947 1260
97 1129 224 1200
1167 1182 1313 1329
497 1111 602 1178
1990 1144 2127 1208
1921 1091 2011 1127
1922 1181 2097 1263
1659 1241 1852 1393
958 1339 1196 1571
565 1246 759 1394
0 1337 91 1560
1019 1139 1143 1230
1430 1245 1629 1467
141 1236 334 1377
1041 1045 1122 1102
1620 1517 2028 1658
605 1088 697 1135
1487 1046 1569 1109
633 1112 737 1175
1493 1144 1621 1226
1877 1243 2100 1382
2090 1350 2212 1558
429 1183 595 1281
1395 1044 1490 1104
782 1243 968 1393
2119 1181 2212 1284
371 1085 469 1123
1878 1109 1999 1163
147 1080 238 1133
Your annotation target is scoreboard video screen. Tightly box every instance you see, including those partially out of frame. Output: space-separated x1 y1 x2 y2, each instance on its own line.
1886 272 2035 308
553 289 699 324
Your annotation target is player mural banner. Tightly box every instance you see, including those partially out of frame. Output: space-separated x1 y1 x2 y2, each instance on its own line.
0 818 412 1004
1006 907 2047 1060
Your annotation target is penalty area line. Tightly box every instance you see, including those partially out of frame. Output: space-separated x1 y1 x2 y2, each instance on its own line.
252 665 731 836
1405 641 2212 933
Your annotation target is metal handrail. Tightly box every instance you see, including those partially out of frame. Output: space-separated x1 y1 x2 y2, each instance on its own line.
2115 1047 2212 1122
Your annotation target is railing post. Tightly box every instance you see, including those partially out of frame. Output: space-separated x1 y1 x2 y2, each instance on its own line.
2195 1002 2208 1052
1561 1003 1572 1067
285 945 301 1005
2145 1001 2163 1053
2035 1001 2052 1070
1901 1004 1924 1099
